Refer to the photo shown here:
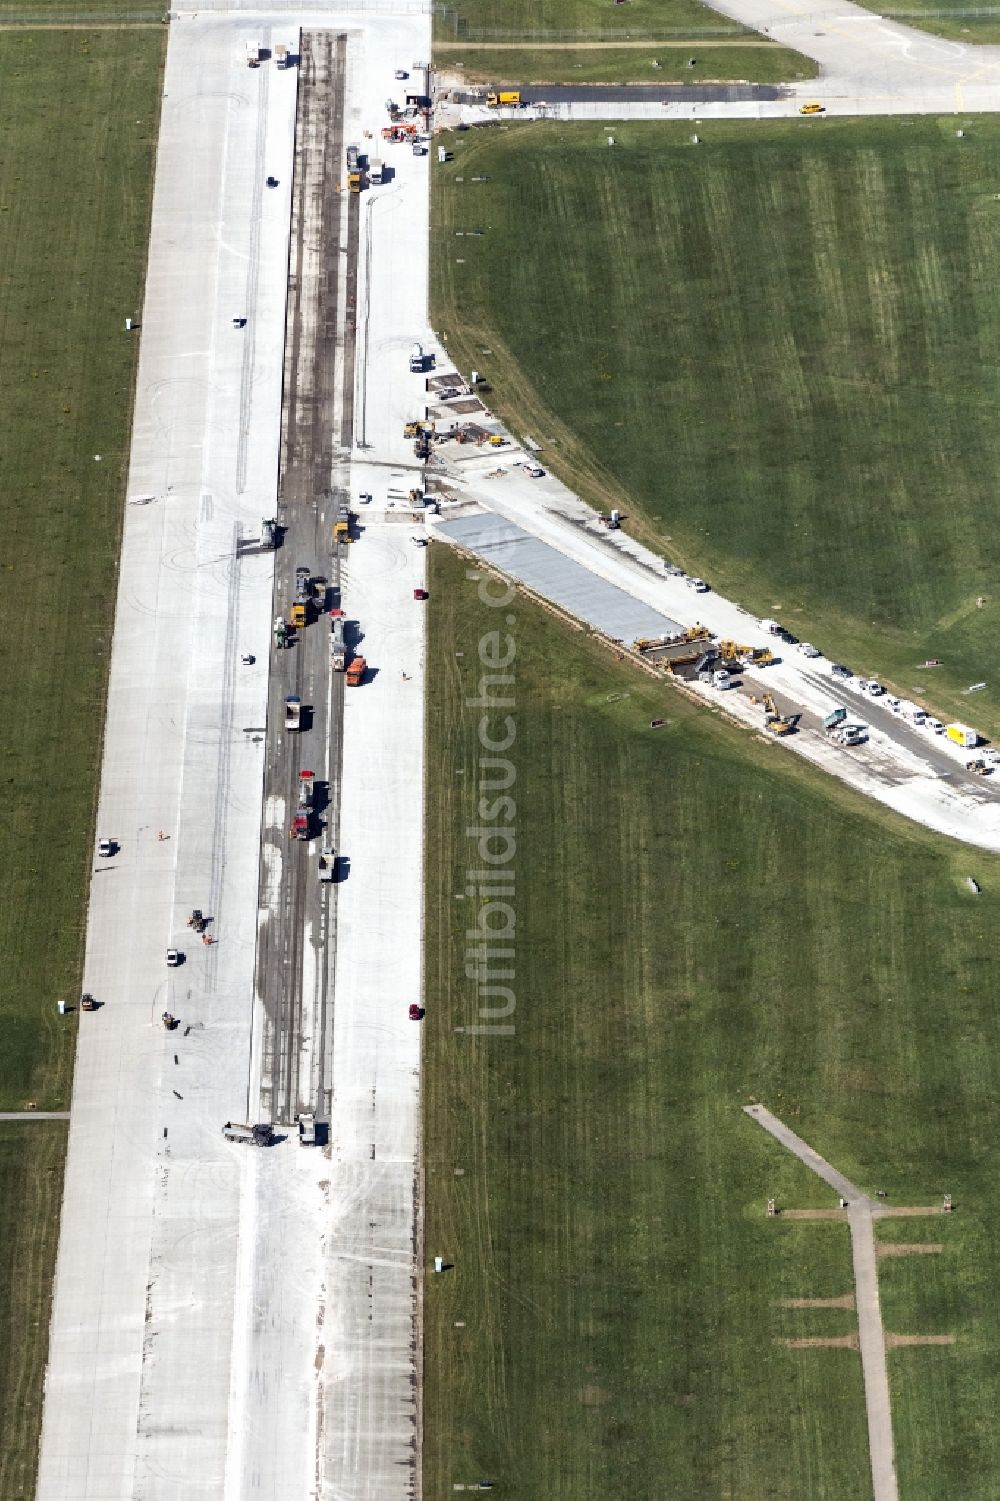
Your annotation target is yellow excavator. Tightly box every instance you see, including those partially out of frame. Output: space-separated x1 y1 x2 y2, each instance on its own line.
763 693 795 736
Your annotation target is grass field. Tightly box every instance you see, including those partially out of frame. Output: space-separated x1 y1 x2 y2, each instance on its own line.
858 2 1000 43
437 42 816 85
423 544 1000 1499
435 0 753 40
0 27 163 1497
432 117 1000 742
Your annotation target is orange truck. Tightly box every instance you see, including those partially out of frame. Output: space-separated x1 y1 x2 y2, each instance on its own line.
346 657 366 687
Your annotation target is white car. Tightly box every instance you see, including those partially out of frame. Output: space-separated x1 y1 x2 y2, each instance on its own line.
526 466 545 479
166 949 183 967
860 680 884 697
924 717 945 734
886 696 901 712
797 642 821 658
97 838 116 858
686 577 709 593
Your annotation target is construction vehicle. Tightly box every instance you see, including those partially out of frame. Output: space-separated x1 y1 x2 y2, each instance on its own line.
274 615 288 649
318 848 337 881
223 1121 274 1147
312 577 327 612
330 614 346 670
187 909 207 933
295 565 310 599
486 91 521 107
285 695 301 732
297 1113 317 1145
348 170 363 194
346 656 367 687
598 511 621 530
403 419 435 438
967 759 991 776
369 159 384 185
335 506 351 540
682 625 711 644
81 993 97 1012
290 601 306 628
823 707 848 732
290 811 309 840
763 693 795 736
274 42 289 68
409 342 425 373
261 517 278 549
947 723 980 749
162 1012 178 1031
346 144 359 172
415 432 431 461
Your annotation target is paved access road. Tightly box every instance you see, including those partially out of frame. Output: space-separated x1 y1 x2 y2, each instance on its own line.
745 1106 899 1501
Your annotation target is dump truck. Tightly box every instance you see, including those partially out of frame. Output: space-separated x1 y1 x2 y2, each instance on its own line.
312 577 327 612
295 565 310 599
223 1122 274 1146
335 506 351 540
823 707 848 732
409 342 425 373
369 159 384 185
486 91 521 107
346 656 366 687
274 42 289 68
291 602 306 628
285 695 301 732
346 144 359 171
318 848 337 882
290 811 309 841
348 170 362 193
330 615 346 670
946 722 980 749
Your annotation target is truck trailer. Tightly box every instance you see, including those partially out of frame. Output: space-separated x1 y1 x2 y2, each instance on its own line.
330 615 346 670
946 722 980 749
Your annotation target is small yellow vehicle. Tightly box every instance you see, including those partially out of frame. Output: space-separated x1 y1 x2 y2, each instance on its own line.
799 102 824 115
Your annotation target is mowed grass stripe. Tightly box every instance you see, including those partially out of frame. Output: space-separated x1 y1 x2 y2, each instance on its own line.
424 549 1000 1498
433 119 1000 735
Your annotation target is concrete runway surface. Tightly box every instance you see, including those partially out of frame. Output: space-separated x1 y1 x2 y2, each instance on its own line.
36 8 430 1501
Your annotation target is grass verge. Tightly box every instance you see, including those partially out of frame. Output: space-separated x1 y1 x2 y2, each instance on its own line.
423 543 1000 1499
431 117 1000 741
437 43 816 85
0 1127 67 1501
0 26 163 1498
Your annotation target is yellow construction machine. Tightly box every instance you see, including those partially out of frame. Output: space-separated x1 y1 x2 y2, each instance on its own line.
763 693 794 736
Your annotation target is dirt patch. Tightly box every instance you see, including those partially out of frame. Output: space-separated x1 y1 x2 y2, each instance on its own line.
779 1335 859 1350
876 1242 943 1257
874 1204 947 1217
884 1333 955 1349
774 1206 846 1218
578 1385 611 1406
778 1294 855 1309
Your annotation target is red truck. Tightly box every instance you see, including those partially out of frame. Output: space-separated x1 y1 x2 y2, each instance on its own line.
346 657 366 687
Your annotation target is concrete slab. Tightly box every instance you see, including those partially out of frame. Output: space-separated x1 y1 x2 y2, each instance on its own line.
437 510 685 642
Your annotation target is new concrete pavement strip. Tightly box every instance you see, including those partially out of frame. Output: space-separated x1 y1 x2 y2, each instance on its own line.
744 1106 898 1501
437 511 684 641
